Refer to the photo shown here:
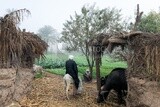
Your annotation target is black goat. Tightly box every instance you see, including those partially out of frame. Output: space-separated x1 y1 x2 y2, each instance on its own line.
97 68 128 105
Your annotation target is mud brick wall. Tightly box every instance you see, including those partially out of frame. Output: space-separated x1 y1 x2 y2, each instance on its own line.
0 68 34 107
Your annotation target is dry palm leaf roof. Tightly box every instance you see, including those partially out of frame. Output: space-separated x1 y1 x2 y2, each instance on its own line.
89 31 160 53
0 9 48 68
22 31 48 58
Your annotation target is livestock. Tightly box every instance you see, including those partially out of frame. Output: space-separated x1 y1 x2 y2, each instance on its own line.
100 75 108 87
63 74 83 100
83 69 92 82
32 64 44 74
97 68 128 105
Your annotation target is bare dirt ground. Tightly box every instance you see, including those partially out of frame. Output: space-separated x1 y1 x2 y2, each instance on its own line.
19 72 121 107
19 72 160 107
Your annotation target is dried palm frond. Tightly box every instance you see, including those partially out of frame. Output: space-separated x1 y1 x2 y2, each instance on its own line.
0 9 48 69
20 31 48 68
6 8 31 25
0 9 31 68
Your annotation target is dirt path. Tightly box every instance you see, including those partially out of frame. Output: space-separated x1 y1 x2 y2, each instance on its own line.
20 72 114 107
19 72 160 107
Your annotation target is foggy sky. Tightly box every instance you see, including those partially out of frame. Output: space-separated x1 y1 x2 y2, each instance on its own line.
0 0 160 33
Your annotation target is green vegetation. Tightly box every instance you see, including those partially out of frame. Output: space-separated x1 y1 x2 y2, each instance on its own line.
36 54 67 69
36 53 127 79
34 72 44 78
137 11 160 33
61 4 124 76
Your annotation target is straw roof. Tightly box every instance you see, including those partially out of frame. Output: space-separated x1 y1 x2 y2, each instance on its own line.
120 31 143 39
88 31 160 56
107 37 127 44
88 33 109 46
22 31 48 58
21 31 48 68
0 9 48 68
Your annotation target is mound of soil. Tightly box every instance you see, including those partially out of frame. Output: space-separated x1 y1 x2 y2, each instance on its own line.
18 72 160 107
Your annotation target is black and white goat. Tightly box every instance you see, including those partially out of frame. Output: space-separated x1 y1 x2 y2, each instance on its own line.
63 74 83 99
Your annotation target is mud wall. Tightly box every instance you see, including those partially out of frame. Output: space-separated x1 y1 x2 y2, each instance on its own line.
0 68 34 107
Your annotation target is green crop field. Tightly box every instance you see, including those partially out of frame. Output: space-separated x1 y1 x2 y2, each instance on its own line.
35 53 127 79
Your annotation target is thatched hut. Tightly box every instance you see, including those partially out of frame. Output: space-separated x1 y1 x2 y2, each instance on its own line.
89 31 160 106
90 31 160 80
103 31 160 80
0 9 48 106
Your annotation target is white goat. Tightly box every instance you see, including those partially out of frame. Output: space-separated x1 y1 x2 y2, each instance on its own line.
33 64 44 74
63 74 83 100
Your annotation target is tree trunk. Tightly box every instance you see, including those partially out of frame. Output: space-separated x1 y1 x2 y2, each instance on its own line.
133 4 143 31
95 53 101 92
84 41 94 80
155 46 159 80
85 53 94 80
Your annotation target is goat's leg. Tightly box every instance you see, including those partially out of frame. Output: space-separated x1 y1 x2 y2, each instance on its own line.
73 85 77 95
66 81 70 100
117 90 126 105
64 80 67 90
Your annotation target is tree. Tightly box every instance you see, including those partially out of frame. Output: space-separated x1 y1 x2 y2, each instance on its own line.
61 4 123 79
137 11 160 33
37 25 60 53
37 25 59 44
